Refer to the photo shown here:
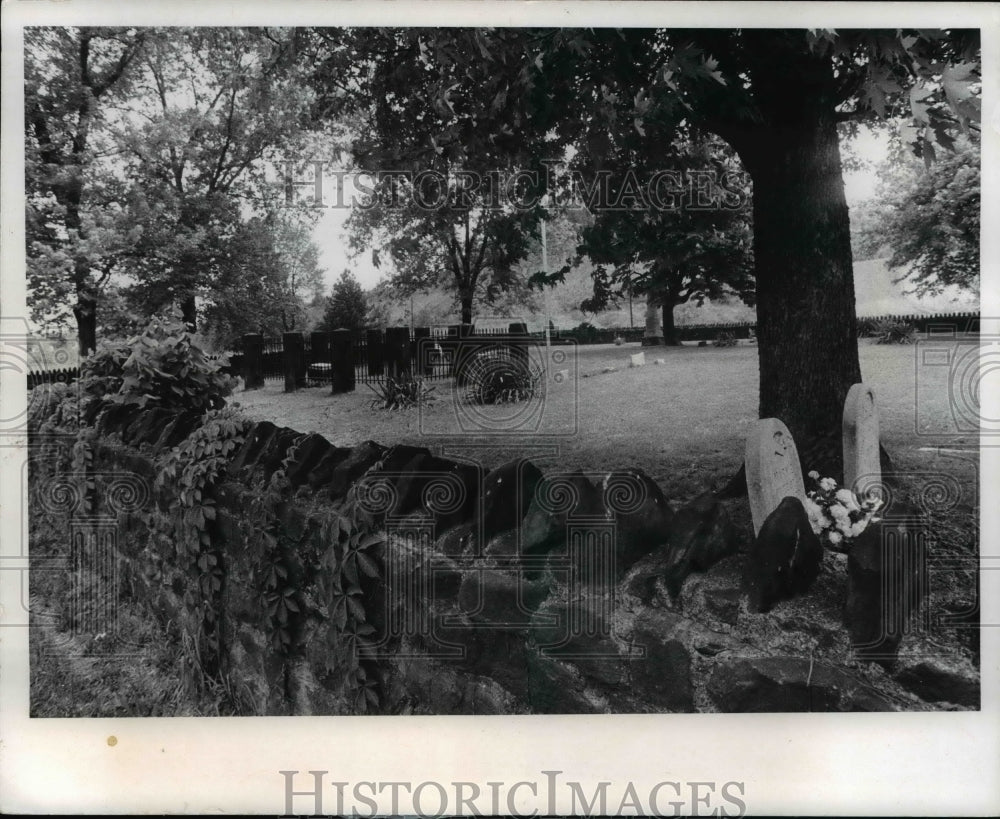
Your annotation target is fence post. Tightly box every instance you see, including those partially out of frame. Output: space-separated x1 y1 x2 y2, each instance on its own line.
384 326 411 378
283 332 306 393
242 334 264 390
330 329 355 394
367 329 385 377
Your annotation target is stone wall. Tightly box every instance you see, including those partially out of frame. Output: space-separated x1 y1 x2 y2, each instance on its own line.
28 405 980 714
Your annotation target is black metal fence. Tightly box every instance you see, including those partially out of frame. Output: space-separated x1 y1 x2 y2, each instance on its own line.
24 311 982 391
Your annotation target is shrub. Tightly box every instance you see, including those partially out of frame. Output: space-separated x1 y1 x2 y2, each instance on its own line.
872 318 916 345
78 338 131 410
367 372 436 410
464 348 538 405
109 315 238 413
613 335 625 346
572 321 601 344
713 331 738 347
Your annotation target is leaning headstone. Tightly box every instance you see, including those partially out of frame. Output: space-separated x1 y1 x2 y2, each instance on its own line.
842 383 881 499
630 352 645 368
745 418 805 536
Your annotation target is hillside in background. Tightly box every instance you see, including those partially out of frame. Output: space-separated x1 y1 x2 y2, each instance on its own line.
362 255 979 331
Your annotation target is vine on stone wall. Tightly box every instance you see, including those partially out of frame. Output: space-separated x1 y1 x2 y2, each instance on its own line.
157 407 251 665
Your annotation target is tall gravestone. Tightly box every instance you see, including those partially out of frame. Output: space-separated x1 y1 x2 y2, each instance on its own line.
842 383 882 500
745 418 806 536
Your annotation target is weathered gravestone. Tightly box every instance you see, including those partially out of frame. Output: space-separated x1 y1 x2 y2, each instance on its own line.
843 383 882 500
745 418 806 536
630 352 645 368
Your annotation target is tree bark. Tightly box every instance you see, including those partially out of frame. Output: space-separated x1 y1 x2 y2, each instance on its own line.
73 287 98 357
459 291 474 325
181 295 198 332
738 101 861 480
661 302 682 346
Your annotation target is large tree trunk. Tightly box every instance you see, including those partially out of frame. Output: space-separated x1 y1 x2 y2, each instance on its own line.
459 291 474 325
740 101 861 480
181 295 198 332
661 302 682 346
73 286 98 358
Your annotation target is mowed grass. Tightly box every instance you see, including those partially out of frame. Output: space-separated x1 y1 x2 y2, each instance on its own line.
235 339 977 506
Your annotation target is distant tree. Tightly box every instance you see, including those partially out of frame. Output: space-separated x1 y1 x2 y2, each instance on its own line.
319 271 370 332
562 133 754 345
854 135 979 298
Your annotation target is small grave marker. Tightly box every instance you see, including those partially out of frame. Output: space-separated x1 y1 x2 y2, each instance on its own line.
843 383 881 499
745 418 806 536
630 352 645 368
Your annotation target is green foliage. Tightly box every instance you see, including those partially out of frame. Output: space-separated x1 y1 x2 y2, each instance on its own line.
464 350 539 405
317 518 384 713
871 318 917 345
110 315 237 413
156 407 252 660
854 136 979 298
319 270 370 332
367 372 436 411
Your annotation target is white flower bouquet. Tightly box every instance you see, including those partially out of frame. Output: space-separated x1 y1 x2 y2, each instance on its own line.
803 471 883 551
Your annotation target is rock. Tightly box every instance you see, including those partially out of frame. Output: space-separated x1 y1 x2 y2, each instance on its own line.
893 659 980 707
283 433 336 488
601 366 616 374
326 441 387 500
256 427 304 475
227 421 279 475
657 491 736 596
628 611 695 712
845 511 926 666
305 446 352 490
124 407 177 446
629 352 645 368
526 651 600 714
531 596 625 686
153 410 202 451
458 571 550 629
521 471 605 556
744 496 822 613
476 458 543 539
438 522 475 557
600 467 674 573
387 455 480 528
654 358 665 365
707 657 900 712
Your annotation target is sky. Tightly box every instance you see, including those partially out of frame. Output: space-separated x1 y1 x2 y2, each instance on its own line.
311 126 894 295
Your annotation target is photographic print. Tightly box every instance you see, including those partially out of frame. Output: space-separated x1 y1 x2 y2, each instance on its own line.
2 2 996 816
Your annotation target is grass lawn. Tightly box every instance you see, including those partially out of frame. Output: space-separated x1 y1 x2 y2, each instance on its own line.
235 339 977 507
